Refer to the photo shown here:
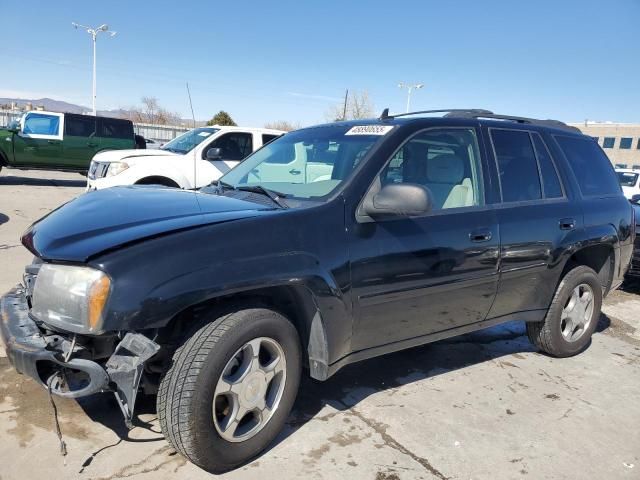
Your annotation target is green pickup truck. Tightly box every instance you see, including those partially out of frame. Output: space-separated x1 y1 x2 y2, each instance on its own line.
0 111 136 175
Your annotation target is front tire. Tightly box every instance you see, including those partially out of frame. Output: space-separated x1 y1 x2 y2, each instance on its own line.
527 265 602 357
157 307 301 473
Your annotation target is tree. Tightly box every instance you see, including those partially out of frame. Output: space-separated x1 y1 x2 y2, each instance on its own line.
124 96 181 125
326 90 374 122
207 111 237 126
264 120 300 132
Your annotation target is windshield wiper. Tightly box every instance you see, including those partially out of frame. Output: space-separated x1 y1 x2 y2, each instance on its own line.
210 179 235 192
236 185 289 209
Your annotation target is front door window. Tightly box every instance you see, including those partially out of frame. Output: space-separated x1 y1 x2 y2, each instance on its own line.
22 113 62 139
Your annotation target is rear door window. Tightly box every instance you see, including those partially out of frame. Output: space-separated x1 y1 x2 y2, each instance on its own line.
64 115 96 137
531 133 564 198
98 118 133 139
490 129 541 202
555 135 621 197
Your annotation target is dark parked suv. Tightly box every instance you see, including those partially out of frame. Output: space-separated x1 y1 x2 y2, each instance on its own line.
0 109 633 472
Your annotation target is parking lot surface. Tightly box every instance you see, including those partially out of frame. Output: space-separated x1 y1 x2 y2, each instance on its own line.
1 170 639 480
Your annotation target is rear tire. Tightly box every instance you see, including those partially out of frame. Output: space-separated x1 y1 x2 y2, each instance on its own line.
157 307 301 473
527 265 602 357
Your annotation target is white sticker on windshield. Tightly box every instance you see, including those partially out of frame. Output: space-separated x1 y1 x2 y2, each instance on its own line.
345 125 394 136
198 132 212 137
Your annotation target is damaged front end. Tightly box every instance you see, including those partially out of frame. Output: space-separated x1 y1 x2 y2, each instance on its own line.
0 285 159 427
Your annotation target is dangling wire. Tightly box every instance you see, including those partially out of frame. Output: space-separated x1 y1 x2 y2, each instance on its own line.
47 374 68 464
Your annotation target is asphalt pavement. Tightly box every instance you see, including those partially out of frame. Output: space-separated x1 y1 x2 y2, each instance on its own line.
0 169 638 480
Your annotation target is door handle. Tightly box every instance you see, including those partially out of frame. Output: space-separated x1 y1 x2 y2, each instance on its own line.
559 218 575 230
469 229 493 242
289 169 301 175
47 139 59 144
87 143 98 148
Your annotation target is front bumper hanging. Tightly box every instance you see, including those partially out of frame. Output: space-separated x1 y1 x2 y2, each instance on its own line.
0 286 110 398
0 285 159 425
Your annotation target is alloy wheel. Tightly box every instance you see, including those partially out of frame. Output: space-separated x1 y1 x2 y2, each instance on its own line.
212 337 287 442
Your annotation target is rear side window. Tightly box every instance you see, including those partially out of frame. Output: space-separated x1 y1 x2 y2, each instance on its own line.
491 129 541 202
99 118 133 139
262 134 280 145
531 133 563 198
555 136 621 197
65 115 96 137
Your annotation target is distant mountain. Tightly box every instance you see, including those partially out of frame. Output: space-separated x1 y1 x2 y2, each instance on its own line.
0 97 203 125
0 97 88 114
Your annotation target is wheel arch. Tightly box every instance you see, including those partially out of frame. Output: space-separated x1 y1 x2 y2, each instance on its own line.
0 147 8 166
127 162 191 188
156 282 334 381
134 175 181 188
560 224 619 296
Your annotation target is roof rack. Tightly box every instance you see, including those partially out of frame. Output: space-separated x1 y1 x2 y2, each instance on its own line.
379 108 492 120
379 108 580 133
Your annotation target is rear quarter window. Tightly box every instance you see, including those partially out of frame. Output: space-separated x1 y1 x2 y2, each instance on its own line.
555 135 621 197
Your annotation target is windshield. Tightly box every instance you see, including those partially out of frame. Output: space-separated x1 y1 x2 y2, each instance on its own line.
617 171 639 187
161 127 219 154
219 124 389 199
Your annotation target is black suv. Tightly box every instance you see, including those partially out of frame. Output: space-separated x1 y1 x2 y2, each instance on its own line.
0 109 633 473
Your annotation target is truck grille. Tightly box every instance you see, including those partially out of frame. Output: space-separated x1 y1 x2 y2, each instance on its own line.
88 162 110 180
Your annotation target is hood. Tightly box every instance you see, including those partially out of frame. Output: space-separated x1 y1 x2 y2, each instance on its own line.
22 187 273 262
92 149 178 163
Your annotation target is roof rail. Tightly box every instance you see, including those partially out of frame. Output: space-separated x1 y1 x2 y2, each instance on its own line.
378 108 580 133
445 111 580 133
380 108 493 120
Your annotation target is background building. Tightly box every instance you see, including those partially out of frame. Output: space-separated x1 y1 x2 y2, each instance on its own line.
569 122 640 169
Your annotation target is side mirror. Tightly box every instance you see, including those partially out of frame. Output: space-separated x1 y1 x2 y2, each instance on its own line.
7 121 20 134
631 194 640 204
364 183 432 219
206 147 223 161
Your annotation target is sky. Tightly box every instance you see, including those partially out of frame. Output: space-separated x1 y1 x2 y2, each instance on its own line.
2 0 639 126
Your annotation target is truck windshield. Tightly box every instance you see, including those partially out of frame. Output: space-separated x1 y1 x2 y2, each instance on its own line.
161 127 219 154
617 171 639 187
218 124 390 199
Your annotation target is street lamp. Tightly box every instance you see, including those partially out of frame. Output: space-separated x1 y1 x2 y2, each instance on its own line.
398 82 424 113
72 22 117 115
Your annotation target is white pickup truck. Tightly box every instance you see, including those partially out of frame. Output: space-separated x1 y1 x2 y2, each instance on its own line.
86 126 284 190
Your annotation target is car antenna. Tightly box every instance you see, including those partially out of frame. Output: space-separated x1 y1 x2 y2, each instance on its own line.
186 82 197 191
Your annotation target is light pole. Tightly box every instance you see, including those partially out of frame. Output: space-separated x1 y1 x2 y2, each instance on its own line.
72 22 117 115
398 82 424 113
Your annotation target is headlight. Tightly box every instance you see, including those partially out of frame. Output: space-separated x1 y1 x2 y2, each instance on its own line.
106 161 129 177
31 264 112 334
